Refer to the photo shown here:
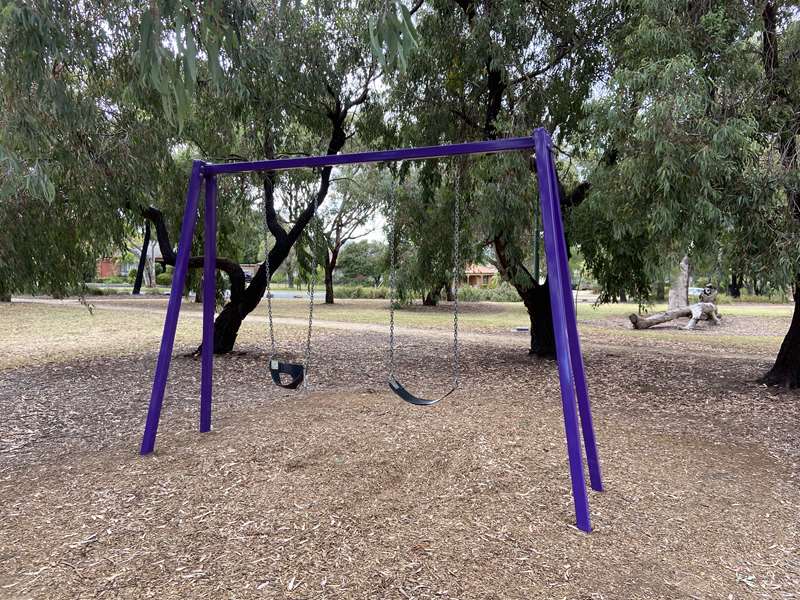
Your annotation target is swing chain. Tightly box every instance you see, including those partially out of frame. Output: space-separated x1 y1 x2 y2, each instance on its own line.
302 192 319 390
262 182 276 359
452 166 461 390
388 188 397 380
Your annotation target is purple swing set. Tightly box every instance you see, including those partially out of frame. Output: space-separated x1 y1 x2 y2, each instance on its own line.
139 128 604 532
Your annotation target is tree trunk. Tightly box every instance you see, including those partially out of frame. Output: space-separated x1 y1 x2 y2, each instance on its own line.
195 275 203 303
745 278 754 295
142 104 352 354
728 273 741 298
753 276 763 296
132 221 150 295
668 255 690 309
761 276 800 387
520 280 555 357
619 289 627 303
324 253 334 304
760 2 800 387
445 284 455 302
422 288 440 306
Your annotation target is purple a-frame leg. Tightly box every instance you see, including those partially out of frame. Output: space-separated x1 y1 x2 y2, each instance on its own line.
534 128 603 532
200 174 217 433
140 161 206 455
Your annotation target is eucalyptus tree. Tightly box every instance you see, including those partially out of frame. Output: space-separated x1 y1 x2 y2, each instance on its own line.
0 1 183 299
390 163 481 305
310 166 381 304
573 1 800 387
338 240 387 286
1 0 384 353
388 0 616 355
140 1 383 351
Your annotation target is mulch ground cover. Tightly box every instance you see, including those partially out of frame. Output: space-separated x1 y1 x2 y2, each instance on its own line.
1 302 798 599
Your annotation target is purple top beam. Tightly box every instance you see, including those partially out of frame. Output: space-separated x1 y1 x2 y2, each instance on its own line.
203 136 536 176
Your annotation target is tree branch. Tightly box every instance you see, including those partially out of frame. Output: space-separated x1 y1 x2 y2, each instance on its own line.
141 206 247 303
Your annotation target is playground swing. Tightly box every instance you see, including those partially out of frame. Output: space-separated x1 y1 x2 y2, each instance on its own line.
385 172 462 406
139 130 604 533
262 191 319 390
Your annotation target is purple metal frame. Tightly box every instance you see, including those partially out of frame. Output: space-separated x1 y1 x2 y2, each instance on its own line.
138 129 603 532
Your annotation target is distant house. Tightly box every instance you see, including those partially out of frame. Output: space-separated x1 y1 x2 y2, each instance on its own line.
465 264 498 288
96 257 122 278
96 242 162 279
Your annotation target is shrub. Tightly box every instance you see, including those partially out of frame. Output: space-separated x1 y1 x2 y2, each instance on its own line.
156 271 172 286
715 292 790 305
487 282 522 302
84 286 121 296
333 285 390 299
127 269 138 282
95 275 127 284
329 284 522 302
457 282 521 302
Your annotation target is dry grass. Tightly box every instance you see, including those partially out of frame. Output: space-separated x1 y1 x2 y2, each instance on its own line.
0 298 798 599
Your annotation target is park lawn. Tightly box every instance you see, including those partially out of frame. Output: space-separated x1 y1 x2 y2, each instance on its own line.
269 297 795 325
0 297 790 371
0 301 203 370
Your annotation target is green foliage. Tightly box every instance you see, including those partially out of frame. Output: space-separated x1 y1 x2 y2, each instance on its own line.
389 0 614 303
457 282 521 302
338 240 387 286
368 1 420 74
0 0 378 301
135 0 253 130
333 285 390 299
156 271 173 286
574 0 800 302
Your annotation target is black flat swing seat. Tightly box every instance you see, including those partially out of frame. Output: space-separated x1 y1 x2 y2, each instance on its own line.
388 375 454 406
270 359 305 389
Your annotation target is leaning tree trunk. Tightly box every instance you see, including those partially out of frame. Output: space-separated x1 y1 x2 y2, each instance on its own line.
132 221 150 295
761 277 800 387
142 106 351 354
759 2 800 387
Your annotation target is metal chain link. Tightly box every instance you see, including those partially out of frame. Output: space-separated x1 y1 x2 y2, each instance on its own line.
302 192 319 390
262 189 276 359
387 188 398 380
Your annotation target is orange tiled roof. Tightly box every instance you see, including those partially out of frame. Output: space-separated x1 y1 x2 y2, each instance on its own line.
465 264 498 275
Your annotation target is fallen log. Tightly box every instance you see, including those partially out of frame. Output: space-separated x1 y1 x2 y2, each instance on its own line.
630 302 721 330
